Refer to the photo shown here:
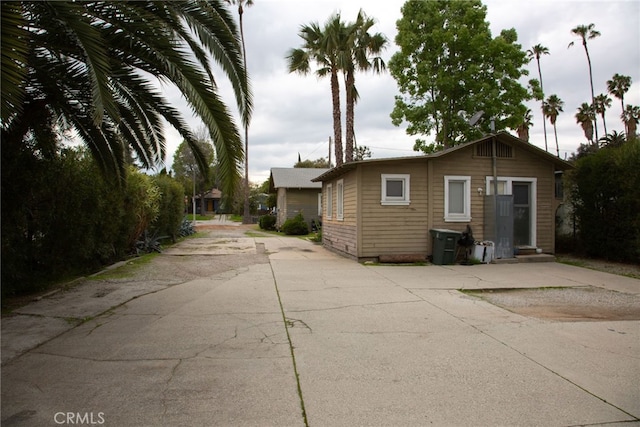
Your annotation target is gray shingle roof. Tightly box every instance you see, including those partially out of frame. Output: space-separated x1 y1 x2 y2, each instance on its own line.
270 168 329 189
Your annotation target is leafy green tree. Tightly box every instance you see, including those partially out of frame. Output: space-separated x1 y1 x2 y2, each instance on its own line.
527 44 550 151
172 139 216 215
543 95 564 157
343 10 387 163
288 14 346 166
607 73 632 120
389 0 529 152
1 1 251 196
569 23 601 141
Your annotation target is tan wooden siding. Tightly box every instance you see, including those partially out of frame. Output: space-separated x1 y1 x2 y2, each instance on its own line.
276 188 287 227
359 160 430 258
322 172 358 257
319 139 560 261
429 144 557 253
283 189 322 228
323 222 357 258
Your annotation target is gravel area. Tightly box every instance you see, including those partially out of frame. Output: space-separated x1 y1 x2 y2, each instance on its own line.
466 286 640 321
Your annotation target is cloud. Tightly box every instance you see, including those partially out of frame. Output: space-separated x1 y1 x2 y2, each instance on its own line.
160 0 639 182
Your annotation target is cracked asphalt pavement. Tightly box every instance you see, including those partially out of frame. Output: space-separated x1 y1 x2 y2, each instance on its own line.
2 224 639 426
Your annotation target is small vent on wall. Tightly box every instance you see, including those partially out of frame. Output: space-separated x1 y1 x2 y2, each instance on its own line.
476 140 513 158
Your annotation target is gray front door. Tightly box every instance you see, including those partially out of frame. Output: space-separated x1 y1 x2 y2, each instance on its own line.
513 182 531 246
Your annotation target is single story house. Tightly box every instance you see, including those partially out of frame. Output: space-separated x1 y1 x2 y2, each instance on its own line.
312 132 572 262
269 167 329 229
190 188 222 215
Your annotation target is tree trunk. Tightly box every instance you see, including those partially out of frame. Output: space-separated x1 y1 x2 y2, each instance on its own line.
581 121 593 143
584 42 599 141
536 58 549 151
344 70 355 163
239 7 251 224
330 68 343 166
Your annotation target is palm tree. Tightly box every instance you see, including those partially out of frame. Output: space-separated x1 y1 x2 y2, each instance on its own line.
287 14 346 166
226 0 253 223
543 95 564 157
569 23 601 141
516 109 533 142
342 10 387 163
598 130 626 148
621 105 640 139
527 44 550 151
1 1 251 196
607 73 632 124
575 102 596 144
593 93 612 136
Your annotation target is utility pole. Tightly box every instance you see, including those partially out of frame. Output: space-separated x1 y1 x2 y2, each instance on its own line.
328 136 332 167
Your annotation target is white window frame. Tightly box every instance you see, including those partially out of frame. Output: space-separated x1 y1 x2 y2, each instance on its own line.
381 174 411 205
326 184 333 219
444 175 471 222
317 193 322 217
336 179 344 220
485 176 537 245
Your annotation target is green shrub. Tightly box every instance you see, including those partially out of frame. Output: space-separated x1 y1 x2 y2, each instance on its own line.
152 174 185 242
309 228 322 243
259 214 277 230
281 213 309 235
569 139 640 262
0 146 177 297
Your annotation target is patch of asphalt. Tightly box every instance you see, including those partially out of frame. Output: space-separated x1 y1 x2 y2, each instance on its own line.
2 227 268 365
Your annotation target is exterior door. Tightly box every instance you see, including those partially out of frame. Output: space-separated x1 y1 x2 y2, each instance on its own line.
513 182 531 246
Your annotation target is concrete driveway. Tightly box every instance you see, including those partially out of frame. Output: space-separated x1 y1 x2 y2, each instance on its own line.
2 227 639 426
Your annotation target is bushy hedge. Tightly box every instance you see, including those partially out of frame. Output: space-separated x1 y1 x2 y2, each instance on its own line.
259 214 276 230
281 213 309 235
1 148 185 296
152 174 185 242
569 139 640 262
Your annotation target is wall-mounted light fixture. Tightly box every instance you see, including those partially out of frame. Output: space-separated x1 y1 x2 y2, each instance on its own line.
477 187 484 195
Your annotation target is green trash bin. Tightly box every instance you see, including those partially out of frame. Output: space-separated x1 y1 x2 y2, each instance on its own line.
429 229 461 265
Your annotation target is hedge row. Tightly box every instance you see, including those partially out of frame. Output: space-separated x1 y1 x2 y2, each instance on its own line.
1 148 185 296
569 139 640 263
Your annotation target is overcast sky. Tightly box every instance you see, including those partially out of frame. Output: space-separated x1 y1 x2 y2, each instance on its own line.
161 0 640 185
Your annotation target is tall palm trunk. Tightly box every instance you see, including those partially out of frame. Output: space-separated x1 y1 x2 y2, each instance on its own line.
330 68 343 166
237 4 251 223
535 58 549 151
552 121 560 157
582 40 599 142
601 112 608 136
344 69 355 163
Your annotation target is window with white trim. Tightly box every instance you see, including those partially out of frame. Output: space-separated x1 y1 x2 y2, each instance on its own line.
381 174 410 205
336 179 344 220
326 184 333 219
317 193 322 216
444 175 471 222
